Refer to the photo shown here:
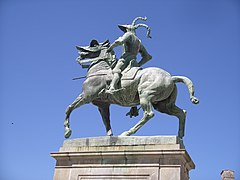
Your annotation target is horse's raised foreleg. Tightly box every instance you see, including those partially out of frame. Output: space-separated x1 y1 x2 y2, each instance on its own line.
120 95 154 136
64 93 90 138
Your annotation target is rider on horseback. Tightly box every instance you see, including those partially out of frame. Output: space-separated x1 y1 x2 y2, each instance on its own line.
64 17 199 138
106 17 152 94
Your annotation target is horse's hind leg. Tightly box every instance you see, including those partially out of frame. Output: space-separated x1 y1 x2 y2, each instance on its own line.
93 102 113 136
153 86 187 139
120 94 155 136
64 93 90 138
161 104 186 139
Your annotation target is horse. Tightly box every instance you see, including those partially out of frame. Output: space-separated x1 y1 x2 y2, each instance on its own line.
64 40 199 139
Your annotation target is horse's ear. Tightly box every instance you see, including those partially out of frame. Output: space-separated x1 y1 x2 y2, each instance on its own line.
90 39 99 47
102 40 110 47
102 39 109 44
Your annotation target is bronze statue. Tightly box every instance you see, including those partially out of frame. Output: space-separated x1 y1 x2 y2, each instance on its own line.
64 17 199 139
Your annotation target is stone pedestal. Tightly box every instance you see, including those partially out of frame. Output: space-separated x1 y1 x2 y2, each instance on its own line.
51 136 195 180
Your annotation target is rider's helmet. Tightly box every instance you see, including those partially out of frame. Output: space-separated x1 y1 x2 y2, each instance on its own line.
118 17 152 38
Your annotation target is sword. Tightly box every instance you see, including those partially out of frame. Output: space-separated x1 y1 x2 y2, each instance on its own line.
72 76 86 80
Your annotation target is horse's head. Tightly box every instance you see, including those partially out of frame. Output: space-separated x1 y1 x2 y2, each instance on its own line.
76 40 113 68
77 39 103 60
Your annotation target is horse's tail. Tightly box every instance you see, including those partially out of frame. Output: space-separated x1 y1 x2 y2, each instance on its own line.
172 76 199 104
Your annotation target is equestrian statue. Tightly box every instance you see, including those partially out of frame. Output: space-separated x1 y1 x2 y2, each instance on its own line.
64 17 199 139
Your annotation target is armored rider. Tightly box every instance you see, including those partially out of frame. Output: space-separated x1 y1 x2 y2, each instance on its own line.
106 17 152 94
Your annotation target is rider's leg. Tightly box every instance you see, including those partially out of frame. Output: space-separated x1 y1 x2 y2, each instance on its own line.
109 73 120 91
107 59 125 92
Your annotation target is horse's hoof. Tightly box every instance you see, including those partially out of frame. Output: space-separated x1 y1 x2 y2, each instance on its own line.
183 109 187 115
64 128 72 138
120 131 130 136
107 129 113 136
191 97 199 104
178 132 184 140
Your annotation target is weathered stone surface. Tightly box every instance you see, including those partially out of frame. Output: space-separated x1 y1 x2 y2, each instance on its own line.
221 170 235 180
51 136 195 180
62 136 183 147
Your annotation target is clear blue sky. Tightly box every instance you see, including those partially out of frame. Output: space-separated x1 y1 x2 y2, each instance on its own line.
1 0 239 179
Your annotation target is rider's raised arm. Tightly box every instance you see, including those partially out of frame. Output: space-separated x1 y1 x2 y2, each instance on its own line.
138 44 152 67
108 32 131 51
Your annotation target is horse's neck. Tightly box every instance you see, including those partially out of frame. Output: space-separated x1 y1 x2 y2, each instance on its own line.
87 60 111 75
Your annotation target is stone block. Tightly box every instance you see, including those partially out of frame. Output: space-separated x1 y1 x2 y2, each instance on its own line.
51 136 195 180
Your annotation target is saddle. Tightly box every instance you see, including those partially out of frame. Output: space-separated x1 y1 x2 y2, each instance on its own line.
121 59 142 80
86 66 142 83
106 65 142 103
121 66 142 80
